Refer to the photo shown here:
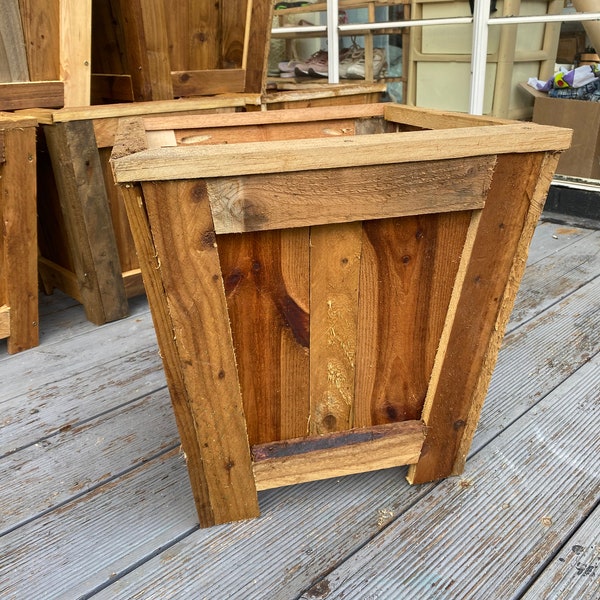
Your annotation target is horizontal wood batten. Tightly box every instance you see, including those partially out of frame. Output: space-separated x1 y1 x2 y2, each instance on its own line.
142 104 386 131
0 81 64 111
112 124 572 183
207 157 493 233
0 306 10 338
18 95 261 125
252 420 427 491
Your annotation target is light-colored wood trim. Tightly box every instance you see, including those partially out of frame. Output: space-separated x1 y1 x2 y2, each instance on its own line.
0 112 37 129
60 0 91 107
112 122 572 183
253 420 426 491
0 305 10 339
204 156 493 234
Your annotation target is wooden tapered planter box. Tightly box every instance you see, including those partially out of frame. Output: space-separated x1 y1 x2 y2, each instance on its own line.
111 103 571 527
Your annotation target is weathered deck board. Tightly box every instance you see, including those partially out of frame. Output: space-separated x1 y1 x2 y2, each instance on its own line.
522 503 600 600
0 217 598 599
298 353 600 599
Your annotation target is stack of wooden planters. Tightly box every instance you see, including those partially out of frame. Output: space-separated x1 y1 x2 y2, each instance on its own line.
1 0 386 331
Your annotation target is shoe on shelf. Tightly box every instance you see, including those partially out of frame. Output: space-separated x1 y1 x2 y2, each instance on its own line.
346 47 387 80
294 50 328 77
339 47 365 79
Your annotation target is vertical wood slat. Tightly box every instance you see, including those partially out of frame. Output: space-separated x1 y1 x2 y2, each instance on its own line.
139 179 259 526
117 0 172 101
353 211 476 428
244 0 273 94
0 0 30 82
59 0 91 107
408 152 558 484
43 120 128 325
309 223 362 434
221 0 248 69
0 125 38 353
218 228 310 445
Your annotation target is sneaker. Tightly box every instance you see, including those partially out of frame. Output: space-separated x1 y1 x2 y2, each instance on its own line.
339 47 365 79
308 47 352 78
294 50 328 77
346 48 387 80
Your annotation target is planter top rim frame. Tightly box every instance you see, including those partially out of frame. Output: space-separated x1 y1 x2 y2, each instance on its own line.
111 103 572 183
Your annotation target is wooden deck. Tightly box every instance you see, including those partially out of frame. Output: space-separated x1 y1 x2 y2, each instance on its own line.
1 213 599 599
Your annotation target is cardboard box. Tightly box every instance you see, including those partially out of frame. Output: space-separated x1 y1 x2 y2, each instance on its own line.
523 83 600 180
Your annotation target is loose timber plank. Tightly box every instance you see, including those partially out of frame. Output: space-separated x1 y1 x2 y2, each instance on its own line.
243 0 272 94
298 354 600 600
0 306 9 338
253 421 427 491
408 151 560 484
522 504 600 600
204 157 493 233
218 228 310 445
309 222 362 434
111 123 571 183
43 120 128 325
138 179 259 526
0 0 29 82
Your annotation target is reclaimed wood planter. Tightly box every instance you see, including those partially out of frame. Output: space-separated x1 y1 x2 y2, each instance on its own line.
111 103 571 527
0 113 38 354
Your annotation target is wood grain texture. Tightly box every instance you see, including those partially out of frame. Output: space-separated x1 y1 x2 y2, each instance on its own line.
204 157 492 233
0 81 63 110
408 152 559 484
139 179 259 525
253 420 426 491
43 120 128 324
309 223 362 434
59 0 91 107
0 0 29 82
221 0 248 69
0 306 9 338
0 125 38 352
171 68 246 97
218 228 310 445
111 122 572 183
18 0 60 81
117 0 172 101
353 211 475 428
244 0 272 94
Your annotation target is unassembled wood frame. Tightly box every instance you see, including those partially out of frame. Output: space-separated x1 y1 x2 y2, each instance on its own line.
110 103 571 527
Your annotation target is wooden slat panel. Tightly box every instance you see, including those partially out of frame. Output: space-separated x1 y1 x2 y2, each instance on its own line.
0 81 63 110
205 157 493 233
353 211 476 427
0 306 9 339
253 420 426 491
139 179 259 526
309 223 362 434
18 0 60 81
111 123 572 183
0 0 29 82
171 68 246 97
218 228 310 445
43 121 128 324
408 152 560 484
90 74 134 104
0 126 38 353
